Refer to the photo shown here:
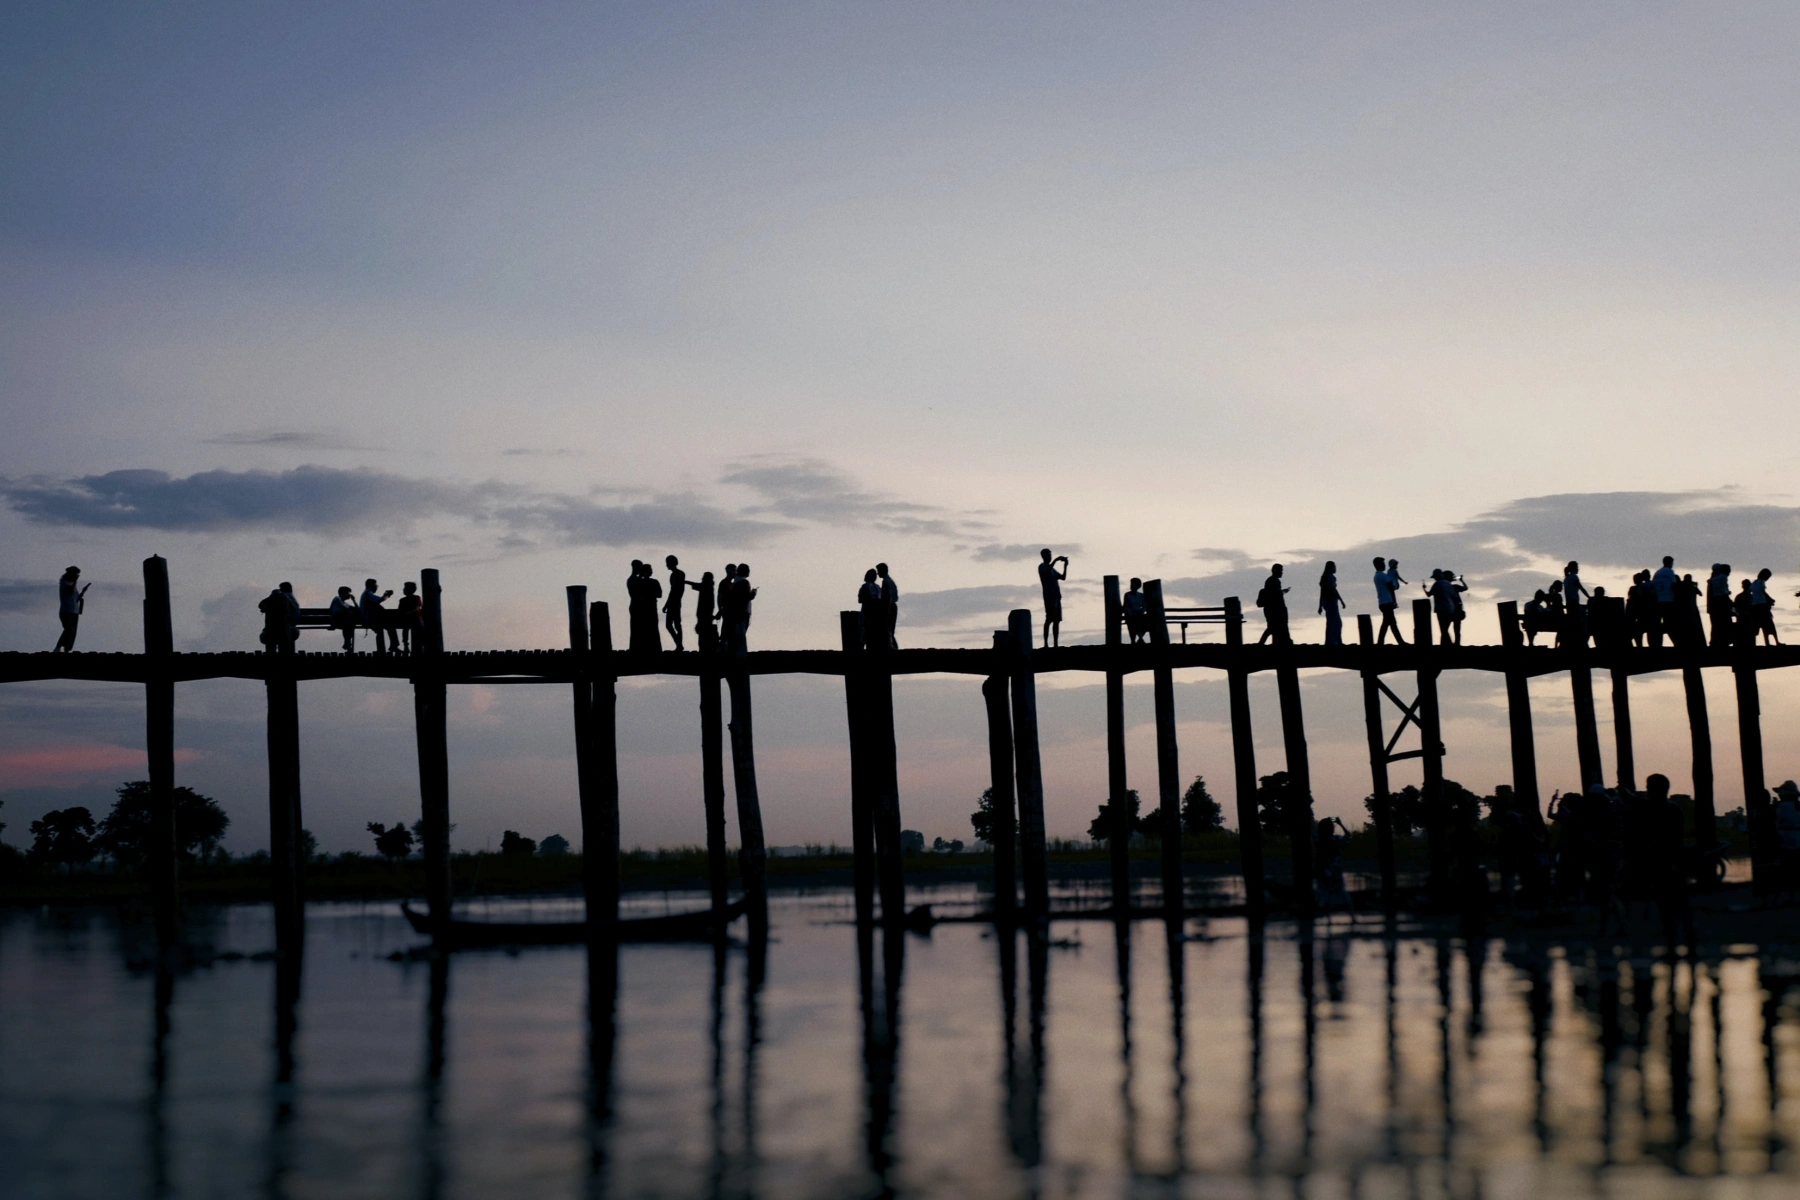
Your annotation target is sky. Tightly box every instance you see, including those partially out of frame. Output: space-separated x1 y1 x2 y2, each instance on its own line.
4 2 1800 856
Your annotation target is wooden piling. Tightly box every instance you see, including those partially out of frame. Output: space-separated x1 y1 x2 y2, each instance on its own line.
1609 668 1636 792
840 613 877 926
1567 627 1604 791
1224 597 1263 916
699 650 730 922
265 662 303 949
1274 650 1313 918
413 568 452 934
983 662 1019 925
1144 581 1183 918
1103 575 1130 914
726 663 770 934
1412 599 1449 904
1006 610 1050 920
866 636 906 926
1682 667 1717 850
143 556 178 945
570 593 621 936
1734 662 1777 896
1496 602 1542 824
1356 614 1396 907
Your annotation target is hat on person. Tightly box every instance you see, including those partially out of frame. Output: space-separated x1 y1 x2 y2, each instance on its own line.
1776 780 1800 800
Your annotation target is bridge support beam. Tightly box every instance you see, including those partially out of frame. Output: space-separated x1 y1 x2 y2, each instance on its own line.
1275 655 1313 918
1103 575 1130 914
1145 582 1183 917
571 594 620 938
699 652 730 923
726 663 769 936
266 664 303 952
1610 668 1636 792
1356 615 1396 909
840 613 877 926
144 555 179 947
1007 611 1049 922
983 662 1018 925
1735 662 1777 897
1496 603 1542 828
1683 667 1717 852
414 568 452 936
1413 599 1449 906
1224 597 1262 917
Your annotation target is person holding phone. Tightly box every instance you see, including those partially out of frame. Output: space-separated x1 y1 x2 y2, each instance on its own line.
1038 549 1070 648
54 566 90 652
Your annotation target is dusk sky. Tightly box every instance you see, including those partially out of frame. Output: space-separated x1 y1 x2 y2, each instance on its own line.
4 3 1800 855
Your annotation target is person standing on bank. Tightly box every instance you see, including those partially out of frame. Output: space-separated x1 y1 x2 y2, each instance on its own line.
1372 557 1407 645
1256 563 1291 645
1318 561 1345 646
1038 549 1069 648
361 578 396 655
53 566 90 652
877 562 899 650
663 555 687 652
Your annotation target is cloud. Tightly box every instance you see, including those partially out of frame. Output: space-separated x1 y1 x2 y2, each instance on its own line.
496 492 789 548
0 466 486 532
1468 490 1800 572
500 447 584 457
204 429 367 449
901 584 1046 627
968 542 1082 563
0 579 50 613
722 455 992 540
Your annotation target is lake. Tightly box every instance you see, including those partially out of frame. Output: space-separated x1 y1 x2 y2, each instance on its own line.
4 887 1799 1198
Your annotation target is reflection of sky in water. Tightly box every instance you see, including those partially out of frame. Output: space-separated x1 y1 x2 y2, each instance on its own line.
6 892 1800 1198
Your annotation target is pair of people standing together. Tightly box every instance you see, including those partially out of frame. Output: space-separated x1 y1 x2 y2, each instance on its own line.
857 563 900 650
629 557 756 654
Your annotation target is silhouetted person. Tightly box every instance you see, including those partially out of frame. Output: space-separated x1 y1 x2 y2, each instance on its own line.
54 566 89 652
630 560 664 653
259 588 292 655
1640 773 1693 946
1753 568 1780 645
1371 557 1406 645
1777 781 1800 898
395 581 421 653
361 578 396 654
1562 561 1590 647
858 568 882 648
1708 563 1734 647
1314 817 1349 907
1734 578 1758 647
1427 569 1467 645
720 563 755 654
1123 577 1149 644
1318 561 1345 646
1038 549 1068 648
877 562 899 650
1523 589 1550 646
1651 556 1678 647
1495 791 1544 909
1625 570 1653 647
1256 564 1290 645
694 570 717 650
329 586 358 652
663 555 687 651
1676 573 1704 648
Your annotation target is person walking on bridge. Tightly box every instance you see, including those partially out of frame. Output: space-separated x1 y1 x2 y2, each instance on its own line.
663 556 687 652
1371 557 1407 645
1256 563 1291 645
1753 568 1781 645
1318 561 1345 646
53 566 89 652
1038 549 1069 648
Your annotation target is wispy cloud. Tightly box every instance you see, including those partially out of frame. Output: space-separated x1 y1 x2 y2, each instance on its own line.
496 492 789 548
968 542 1081 563
204 430 366 449
722 455 993 540
500 447 584 458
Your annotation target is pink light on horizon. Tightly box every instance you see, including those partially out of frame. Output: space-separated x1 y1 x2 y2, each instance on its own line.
0 744 203 788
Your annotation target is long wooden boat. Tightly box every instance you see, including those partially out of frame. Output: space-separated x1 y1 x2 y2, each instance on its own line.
401 898 746 947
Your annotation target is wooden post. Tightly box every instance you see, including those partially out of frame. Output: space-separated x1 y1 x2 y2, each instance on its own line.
587 602 622 936
1683 667 1717 850
1611 668 1636 792
143 556 178 946
841 613 877 926
983 662 1019 925
1274 650 1313 918
1497 602 1542 826
1568 630 1604 792
867 636 906 926
699 650 729 922
413 568 452 934
1103 575 1130 914
1356 614 1396 907
1007 610 1050 920
1224 597 1263 916
1145 581 1183 918
1413 599 1449 905
265 662 303 950
1735 663 1777 896
726 665 769 934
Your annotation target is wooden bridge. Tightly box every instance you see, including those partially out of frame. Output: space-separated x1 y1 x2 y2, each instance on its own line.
5 559 1793 951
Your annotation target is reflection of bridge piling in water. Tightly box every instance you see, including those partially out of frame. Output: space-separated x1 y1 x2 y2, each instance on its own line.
6 558 1800 950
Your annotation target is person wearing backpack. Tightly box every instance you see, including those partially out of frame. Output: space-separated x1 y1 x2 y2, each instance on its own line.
1256 563 1291 645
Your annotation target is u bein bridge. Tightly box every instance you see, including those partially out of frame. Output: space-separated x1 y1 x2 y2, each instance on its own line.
5 556 1798 951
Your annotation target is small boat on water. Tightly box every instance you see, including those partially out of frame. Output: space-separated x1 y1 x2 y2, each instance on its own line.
402 898 747 947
